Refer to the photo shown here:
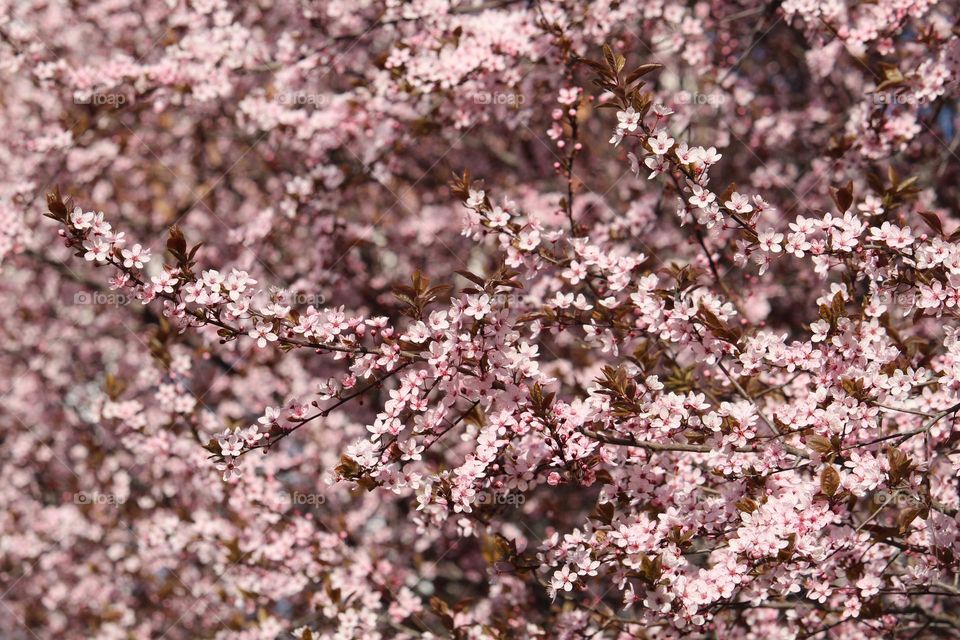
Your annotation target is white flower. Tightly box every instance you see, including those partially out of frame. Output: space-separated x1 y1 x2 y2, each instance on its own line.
70 207 95 230
550 565 578 594
248 320 278 348
648 130 674 155
83 239 110 262
466 189 485 209
121 243 151 269
688 185 716 209
724 192 754 215
616 106 641 132
463 294 492 320
758 228 784 253
487 206 510 227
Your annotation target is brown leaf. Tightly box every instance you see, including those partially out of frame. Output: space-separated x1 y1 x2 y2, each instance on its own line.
918 211 944 237
429 597 455 630
831 291 845 319
806 435 834 456
455 270 487 287
886 447 912 484
602 44 618 75
625 63 663 85
167 225 187 259
898 506 924 533
449 169 471 200
875 62 906 92
46 187 70 222
820 466 840 497
595 469 615 485
592 501 615 525
830 181 854 213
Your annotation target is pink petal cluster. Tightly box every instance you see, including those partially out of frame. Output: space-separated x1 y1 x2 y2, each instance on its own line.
2 0 960 638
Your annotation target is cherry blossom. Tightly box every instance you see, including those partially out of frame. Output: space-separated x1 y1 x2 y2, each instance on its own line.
4 2 960 638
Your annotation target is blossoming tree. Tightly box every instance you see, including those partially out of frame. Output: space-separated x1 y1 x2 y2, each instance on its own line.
3 0 960 637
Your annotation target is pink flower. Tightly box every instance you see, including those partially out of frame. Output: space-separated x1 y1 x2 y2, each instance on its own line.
648 130 674 155
466 189 485 209
550 565 578 594
691 145 721 166
463 294 492 320
487 206 509 227
70 207 95 229
562 260 587 284
121 243 151 269
616 106 641 132
758 228 784 253
689 185 716 209
218 430 244 457
83 238 110 262
248 320 278 348
652 103 674 117
557 87 580 105
151 270 177 294
856 575 882 598
870 222 914 249
724 192 753 215
216 458 242 482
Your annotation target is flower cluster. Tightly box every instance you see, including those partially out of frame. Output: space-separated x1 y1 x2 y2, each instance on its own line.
4 1 960 638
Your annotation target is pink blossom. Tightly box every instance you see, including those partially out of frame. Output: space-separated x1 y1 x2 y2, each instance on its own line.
120 243 150 269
